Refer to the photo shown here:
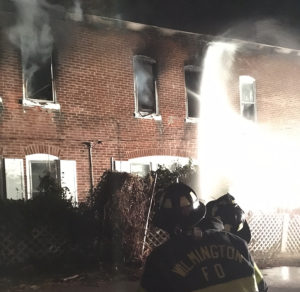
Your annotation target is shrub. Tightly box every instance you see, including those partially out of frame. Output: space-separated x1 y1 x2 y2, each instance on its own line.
88 172 153 265
0 161 198 272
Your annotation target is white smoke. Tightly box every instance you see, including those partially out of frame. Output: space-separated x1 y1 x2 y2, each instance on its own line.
70 0 83 22
8 0 54 82
199 41 300 211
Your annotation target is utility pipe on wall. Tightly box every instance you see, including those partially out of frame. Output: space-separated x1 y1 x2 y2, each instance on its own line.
83 142 94 190
83 140 102 191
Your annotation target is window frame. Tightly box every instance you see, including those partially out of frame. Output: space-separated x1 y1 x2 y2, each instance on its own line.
26 154 59 199
239 75 257 122
22 55 60 110
184 65 201 122
133 55 161 120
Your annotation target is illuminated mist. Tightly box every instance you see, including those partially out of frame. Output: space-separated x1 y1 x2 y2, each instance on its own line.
198 41 300 211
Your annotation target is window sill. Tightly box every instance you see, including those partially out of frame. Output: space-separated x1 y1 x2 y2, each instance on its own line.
185 117 199 123
134 112 162 120
22 99 61 111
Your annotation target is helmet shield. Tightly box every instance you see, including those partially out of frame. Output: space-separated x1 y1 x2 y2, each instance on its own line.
154 183 206 234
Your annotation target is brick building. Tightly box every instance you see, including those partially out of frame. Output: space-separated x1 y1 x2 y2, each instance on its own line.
0 9 206 201
1 7 300 205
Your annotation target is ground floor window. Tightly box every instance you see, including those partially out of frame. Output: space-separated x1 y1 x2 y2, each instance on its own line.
26 154 77 201
29 159 60 198
113 156 192 177
0 154 77 202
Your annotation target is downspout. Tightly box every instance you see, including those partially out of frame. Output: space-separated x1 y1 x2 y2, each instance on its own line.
83 140 102 191
83 142 94 191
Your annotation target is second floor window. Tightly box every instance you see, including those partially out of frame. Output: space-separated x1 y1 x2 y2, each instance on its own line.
23 55 55 102
185 65 201 119
133 55 157 117
239 76 256 121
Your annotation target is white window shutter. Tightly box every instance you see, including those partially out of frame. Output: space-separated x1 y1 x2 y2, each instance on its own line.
0 158 4 199
114 160 130 173
4 158 25 200
60 160 78 202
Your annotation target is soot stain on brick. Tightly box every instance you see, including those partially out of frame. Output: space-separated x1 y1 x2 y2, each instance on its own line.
52 110 67 138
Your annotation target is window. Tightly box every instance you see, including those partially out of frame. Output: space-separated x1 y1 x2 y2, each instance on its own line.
0 155 77 201
239 76 256 121
22 55 60 110
26 154 77 201
113 156 192 177
24 56 55 101
133 55 159 118
130 163 150 177
26 154 59 198
30 160 59 198
184 65 201 119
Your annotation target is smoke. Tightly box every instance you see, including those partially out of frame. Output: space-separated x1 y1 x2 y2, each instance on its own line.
223 18 300 50
70 0 83 22
199 40 300 211
8 0 54 83
133 57 156 113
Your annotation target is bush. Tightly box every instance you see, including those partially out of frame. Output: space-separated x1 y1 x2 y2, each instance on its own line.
0 161 198 272
87 162 199 266
0 177 99 273
88 172 153 265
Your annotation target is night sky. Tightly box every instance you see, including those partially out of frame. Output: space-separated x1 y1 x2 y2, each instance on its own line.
2 0 300 44
80 0 300 36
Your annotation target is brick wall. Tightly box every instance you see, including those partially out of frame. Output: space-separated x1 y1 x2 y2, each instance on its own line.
229 49 300 136
2 12 300 201
0 15 202 200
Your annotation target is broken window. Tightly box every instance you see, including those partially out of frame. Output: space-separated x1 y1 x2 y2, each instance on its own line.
133 55 157 117
239 76 256 121
185 65 201 118
24 55 55 102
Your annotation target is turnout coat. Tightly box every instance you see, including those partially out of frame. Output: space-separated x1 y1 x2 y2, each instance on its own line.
137 228 266 292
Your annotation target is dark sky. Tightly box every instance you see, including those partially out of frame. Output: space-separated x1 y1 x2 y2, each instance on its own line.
81 0 300 36
2 0 300 43
74 0 300 47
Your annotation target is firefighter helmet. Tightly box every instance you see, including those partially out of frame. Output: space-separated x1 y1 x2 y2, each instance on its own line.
153 183 206 235
206 193 251 243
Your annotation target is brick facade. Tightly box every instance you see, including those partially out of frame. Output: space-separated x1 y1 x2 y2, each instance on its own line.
1 11 300 202
0 13 204 201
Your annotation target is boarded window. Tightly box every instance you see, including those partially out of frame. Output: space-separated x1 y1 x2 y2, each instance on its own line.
185 66 201 118
24 56 54 101
239 76 256 121
4 158 25 200
133 56 157 116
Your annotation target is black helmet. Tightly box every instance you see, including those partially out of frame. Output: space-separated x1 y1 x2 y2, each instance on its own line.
153 183 206 235
206 193 251 243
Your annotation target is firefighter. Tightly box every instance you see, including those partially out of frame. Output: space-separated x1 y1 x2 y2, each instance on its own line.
205 193 268 292
205 193 251 243
137 183 265 292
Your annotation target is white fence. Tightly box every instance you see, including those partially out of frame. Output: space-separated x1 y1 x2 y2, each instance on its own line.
145 212 300 264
